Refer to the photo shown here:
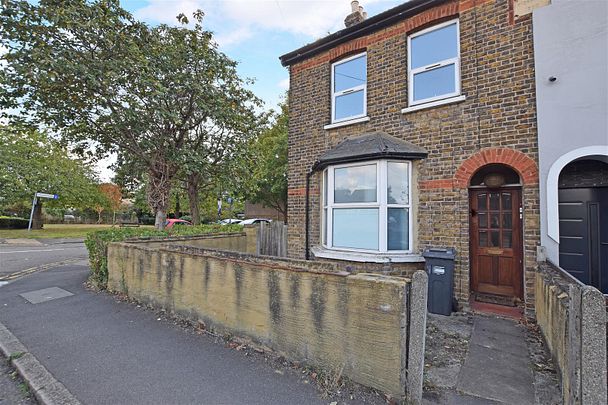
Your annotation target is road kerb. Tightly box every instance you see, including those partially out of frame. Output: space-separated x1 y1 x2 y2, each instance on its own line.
0 322 81 405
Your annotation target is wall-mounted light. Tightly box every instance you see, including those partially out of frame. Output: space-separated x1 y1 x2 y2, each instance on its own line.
548 76 557 82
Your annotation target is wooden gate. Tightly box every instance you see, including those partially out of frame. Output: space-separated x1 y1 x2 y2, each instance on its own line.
256 221 287 257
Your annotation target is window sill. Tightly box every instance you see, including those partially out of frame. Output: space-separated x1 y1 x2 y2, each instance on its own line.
323 116 370 130
401 95 466 114
311 246 425 263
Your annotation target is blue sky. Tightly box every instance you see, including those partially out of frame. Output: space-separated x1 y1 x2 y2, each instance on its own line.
121 0 404 110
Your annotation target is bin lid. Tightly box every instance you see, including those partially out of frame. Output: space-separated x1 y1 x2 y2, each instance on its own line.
422 247 456 259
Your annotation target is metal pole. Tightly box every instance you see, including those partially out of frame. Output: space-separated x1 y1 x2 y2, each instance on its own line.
28 192 37 231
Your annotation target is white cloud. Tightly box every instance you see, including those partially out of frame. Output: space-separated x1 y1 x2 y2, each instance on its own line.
214 26 253 47
133 0 400 46
278 77 289 90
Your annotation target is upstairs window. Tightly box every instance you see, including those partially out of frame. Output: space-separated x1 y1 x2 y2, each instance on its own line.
331 52 367 123
408 20 460 106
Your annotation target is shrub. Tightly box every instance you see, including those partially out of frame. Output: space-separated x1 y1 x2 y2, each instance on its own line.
84 224 243 289
0 216 30 229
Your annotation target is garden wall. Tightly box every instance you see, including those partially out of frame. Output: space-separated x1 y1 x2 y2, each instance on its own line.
535 262 607 404
107 240 428 403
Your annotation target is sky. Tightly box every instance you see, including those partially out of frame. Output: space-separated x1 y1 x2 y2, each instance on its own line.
103 0 406 180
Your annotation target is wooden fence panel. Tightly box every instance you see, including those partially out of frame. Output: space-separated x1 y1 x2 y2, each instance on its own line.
257 221 287 257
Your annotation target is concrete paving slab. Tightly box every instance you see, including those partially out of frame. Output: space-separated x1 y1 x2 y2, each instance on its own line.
456 317 535 405
19 287 74 304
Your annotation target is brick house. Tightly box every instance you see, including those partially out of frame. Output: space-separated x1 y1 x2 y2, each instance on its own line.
280 0 540 314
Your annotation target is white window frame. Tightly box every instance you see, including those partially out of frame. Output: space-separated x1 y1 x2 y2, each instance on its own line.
407 19 461 107
331 52 367 124
322 160 412 254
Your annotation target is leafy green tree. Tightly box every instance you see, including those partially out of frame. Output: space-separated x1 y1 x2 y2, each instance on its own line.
0 0 262 229
0 125 104 228
233 102 288 221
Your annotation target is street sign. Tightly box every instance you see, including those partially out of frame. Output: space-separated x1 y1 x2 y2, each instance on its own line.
35 192 59 199
28 191 59 231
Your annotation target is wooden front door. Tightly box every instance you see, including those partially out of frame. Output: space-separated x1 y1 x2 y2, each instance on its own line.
470 188 523 300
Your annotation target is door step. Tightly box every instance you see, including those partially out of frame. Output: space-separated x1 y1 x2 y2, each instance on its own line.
474 293 518 307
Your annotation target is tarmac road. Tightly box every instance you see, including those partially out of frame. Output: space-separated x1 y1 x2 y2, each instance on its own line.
0 241 88 278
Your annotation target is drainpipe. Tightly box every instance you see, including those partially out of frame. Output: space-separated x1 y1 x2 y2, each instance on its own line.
305 170 313 260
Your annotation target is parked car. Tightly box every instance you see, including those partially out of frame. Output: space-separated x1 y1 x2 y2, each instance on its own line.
219 218 242 225
240 218 271 225
164 219 192 229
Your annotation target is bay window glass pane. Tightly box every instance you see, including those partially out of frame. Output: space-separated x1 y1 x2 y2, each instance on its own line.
333 208 378 250
323 169 328 206
334 90 365 121
387 162 409 204
323 208 327 245
411 23 458 69
388 208 409 250
413 64 455 102
334 55 366 92
334 164 376 203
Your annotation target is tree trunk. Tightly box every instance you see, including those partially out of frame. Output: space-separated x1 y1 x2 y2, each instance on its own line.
186 172 201 225
175 192 181 219
147 161 176 230
31 201 43 230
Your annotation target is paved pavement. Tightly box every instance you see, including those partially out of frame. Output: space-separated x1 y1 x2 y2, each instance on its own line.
0 241 87 277
0 262 333 405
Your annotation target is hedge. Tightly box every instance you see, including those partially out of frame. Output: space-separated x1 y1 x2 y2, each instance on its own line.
0 216 29 229
85 224 243 289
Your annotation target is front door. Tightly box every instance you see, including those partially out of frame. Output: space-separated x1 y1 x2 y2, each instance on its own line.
470 188 523 300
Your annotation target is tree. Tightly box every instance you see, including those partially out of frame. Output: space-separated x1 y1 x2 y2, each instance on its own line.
233 102 288 221
0 0 262 229
0 125 104 228
95 183 122 223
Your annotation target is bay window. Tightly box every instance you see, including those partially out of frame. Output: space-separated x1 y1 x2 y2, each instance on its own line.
322 160 411 253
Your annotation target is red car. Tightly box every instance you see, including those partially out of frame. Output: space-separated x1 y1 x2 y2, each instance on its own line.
164 219 192 229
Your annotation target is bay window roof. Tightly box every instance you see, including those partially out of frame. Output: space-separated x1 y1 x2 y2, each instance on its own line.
312 132 427 171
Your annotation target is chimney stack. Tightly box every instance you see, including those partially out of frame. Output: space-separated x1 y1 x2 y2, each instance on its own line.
345 1 367 28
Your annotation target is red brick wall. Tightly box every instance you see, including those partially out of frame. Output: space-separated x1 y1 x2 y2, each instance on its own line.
286 0 539 314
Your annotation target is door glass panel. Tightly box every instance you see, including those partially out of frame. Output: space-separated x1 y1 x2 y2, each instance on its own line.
387 208 409 250
479 231 488 247
333 208 378 250
477 193 487 210
334 164 376 203
503 231 512 248
490 231 500 247
387 162 409 204
490 213 500 229
502 213 512 229
478 213 487 228
489 193 500 210
501 192 512 210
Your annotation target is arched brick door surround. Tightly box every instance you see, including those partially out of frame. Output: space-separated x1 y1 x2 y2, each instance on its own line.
454 148 538 187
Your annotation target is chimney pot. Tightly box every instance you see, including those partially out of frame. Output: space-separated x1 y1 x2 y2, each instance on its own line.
345 1 367 28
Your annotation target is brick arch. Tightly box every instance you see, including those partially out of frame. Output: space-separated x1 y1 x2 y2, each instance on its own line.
454 148 538 188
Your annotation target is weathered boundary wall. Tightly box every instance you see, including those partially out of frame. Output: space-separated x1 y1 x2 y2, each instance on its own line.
107 241 428 403
535 262 607 404
128 228 257 254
